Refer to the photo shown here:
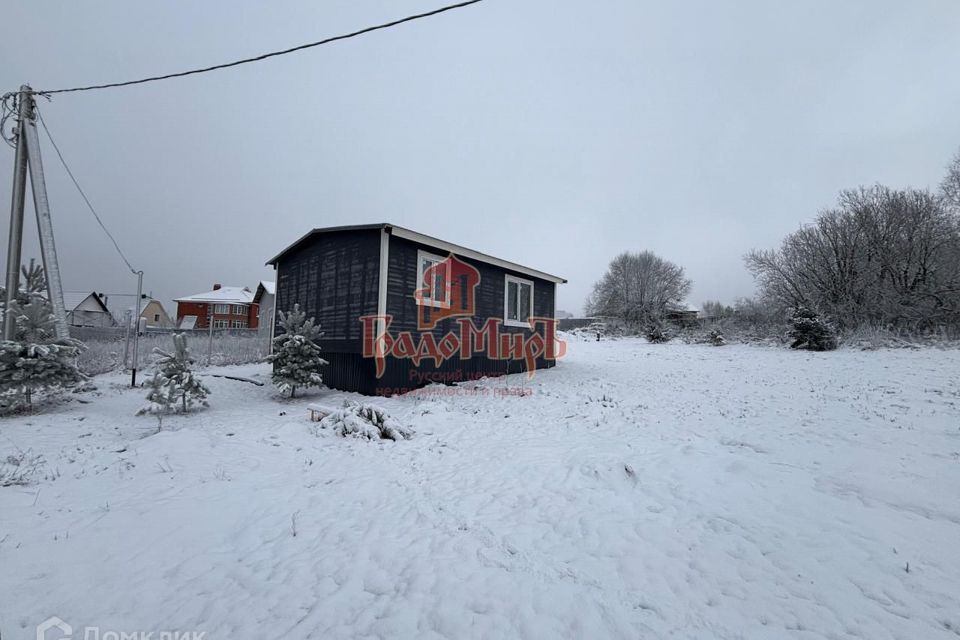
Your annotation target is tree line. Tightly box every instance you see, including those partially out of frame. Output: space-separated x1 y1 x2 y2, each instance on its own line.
586 148 960 338
746 154 960 332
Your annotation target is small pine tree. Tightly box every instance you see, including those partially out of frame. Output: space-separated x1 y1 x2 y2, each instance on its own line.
788 306 838 351
141 333 209 414
645 320 671 344
0 261 47 315
708 328 726 346
0 263 86 408
266 304 328 397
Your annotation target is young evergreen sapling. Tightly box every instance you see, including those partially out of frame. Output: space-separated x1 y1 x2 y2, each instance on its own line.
266 304 327 398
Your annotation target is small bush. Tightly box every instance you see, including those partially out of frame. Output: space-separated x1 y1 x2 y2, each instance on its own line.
645 322 671 344
317 402 413 441
788 306 838 351
708 329 726 346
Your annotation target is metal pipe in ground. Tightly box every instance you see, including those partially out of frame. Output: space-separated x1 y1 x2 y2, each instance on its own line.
130 270 143 387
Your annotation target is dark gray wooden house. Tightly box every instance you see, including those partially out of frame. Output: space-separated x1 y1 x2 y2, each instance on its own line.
267 224 566 395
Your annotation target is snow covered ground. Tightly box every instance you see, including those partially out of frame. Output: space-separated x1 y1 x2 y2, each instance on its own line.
2 339 959 639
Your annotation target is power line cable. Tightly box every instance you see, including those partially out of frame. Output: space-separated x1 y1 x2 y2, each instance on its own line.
36 107 138 274
33 0 484 96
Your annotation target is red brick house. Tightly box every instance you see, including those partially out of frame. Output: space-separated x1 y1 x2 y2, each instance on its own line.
174 284 258 330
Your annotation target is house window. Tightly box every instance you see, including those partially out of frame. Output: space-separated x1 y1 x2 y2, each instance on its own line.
213 319 229 329
153 314 160 322
231 320 246 329
504 275 534 327
214 304 229 314
415 250 451 308
232 304 245 315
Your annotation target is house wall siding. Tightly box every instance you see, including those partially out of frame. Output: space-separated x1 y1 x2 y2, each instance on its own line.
273 229 381 352
256 292 275 336
67 309 114 328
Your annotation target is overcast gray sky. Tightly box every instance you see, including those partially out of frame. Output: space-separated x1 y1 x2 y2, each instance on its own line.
3 1 960 316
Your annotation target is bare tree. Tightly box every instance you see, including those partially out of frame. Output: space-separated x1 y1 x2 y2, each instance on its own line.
586 251 692 324
942 148 960 212
746 184 960 331
732 297 780 327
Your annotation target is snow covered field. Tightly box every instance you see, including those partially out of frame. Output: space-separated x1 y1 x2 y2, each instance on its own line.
2 339 959 639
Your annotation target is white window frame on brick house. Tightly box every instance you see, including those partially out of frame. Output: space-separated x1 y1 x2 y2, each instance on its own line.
213 303 229 314
415 250 452 309
212 319 229 329
503 274 534 328
232 304 245 315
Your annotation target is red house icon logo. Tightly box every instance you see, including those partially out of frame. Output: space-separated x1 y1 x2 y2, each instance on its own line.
415 254 480 330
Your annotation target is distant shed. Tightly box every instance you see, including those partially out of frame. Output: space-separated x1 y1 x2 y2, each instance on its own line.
665 304 699 327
